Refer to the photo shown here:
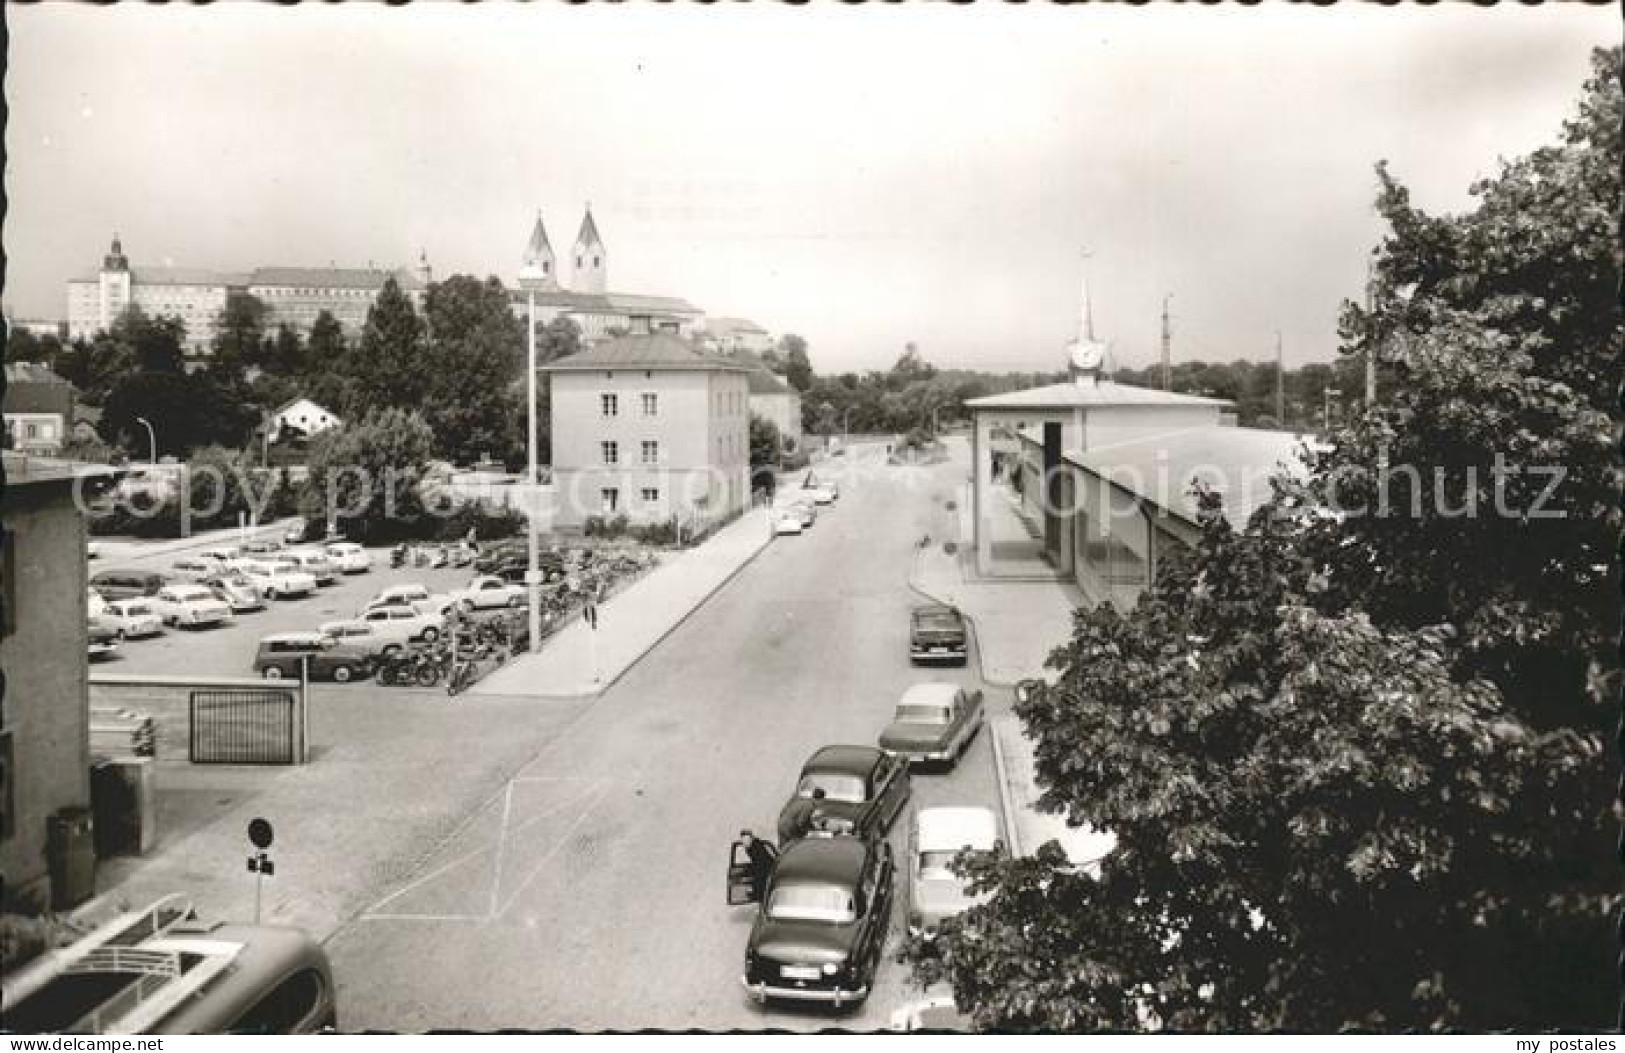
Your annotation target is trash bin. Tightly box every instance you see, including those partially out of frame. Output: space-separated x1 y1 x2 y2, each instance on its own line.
46 806 97 910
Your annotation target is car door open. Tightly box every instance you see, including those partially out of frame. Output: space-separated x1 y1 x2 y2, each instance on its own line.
727 840 760 905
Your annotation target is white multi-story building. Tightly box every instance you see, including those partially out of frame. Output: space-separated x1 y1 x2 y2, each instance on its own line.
67 236 429 355
541 331 751 532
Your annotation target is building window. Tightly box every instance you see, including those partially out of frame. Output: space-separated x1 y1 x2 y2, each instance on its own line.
641 488 660 504
577 256 583 268
601 393 618 417
601 488 619 512
594 256 601 267
642 393 658 416
641 441 659 465
601 441 619 466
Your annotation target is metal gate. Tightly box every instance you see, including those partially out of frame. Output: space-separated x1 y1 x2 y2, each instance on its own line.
189 689 297 764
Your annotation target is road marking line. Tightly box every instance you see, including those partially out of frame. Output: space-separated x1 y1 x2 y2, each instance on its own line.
495 782 608 918
488 780 515 917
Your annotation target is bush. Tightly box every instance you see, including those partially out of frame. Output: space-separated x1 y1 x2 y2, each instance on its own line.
433 500 527 543
583 514 630 539
631 517 679 546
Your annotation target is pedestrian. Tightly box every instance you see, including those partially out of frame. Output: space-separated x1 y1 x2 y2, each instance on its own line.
739 829 779 898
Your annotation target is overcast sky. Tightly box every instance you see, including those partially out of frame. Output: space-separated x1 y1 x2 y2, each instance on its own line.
4 5 1615 373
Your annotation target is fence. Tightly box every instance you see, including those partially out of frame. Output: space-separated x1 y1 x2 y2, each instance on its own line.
189 688 299 765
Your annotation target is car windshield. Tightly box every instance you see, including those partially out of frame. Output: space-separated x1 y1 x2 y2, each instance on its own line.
918 850 965 878
897 704 951 724
767 883 856 924
796 773 868 804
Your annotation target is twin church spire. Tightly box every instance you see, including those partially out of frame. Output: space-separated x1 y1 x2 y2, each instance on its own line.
521 204 607 294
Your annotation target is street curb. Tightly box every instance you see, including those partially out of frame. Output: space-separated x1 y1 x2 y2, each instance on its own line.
518 523 776 701
987 718 1023 859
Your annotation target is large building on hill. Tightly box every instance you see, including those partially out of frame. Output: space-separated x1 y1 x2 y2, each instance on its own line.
66 235 430 355
510 208 705 345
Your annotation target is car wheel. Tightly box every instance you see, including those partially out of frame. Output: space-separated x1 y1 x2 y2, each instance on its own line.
265 587 278 601
114 629 126 641
507 595 523 608
421 626 440 642
261 666 284 680
332 665 353 683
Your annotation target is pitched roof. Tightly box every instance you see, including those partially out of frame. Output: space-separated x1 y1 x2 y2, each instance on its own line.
523 212 555 265
603 292 702 316
271 397 337 419
745 368 793 396
5 362 71 386
967 379 1233 411
575 207 604 248
541 332 748 373
1062 426 1313 530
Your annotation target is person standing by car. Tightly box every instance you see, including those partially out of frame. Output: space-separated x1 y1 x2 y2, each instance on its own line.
739 830 779 899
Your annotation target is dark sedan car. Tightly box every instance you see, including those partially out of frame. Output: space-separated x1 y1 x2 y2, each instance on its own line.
735 836 894 1008
879 682 985 767
910 604 968 665
777 745 910 844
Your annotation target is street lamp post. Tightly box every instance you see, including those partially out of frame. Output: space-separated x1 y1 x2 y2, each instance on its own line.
519 258 547 656
842 407 853 447
135 416 156 464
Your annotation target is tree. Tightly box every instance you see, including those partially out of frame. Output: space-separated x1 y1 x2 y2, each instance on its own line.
345 277 428 413
301 407 435 543
113 306 187 374
307 309 348 367
777 333 814 392
748 413 783 469
533 315 582 366
905 45 1620 1032
213 291 267 369
420 274 525 466
260 324 305 377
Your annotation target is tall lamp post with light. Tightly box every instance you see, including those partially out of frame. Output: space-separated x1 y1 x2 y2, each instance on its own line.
518 216 550 655
135 416 157 464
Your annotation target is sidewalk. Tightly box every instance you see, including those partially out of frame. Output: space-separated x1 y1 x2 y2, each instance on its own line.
471 507 775 698
989 714 1115 867
909 482 1082 685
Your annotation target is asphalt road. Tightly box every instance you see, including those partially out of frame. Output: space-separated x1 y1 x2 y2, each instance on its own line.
323 445 1002 1031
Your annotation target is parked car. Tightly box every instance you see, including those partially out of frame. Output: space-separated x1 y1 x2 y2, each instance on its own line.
274 549 337 586
906 806 1000 937
86 540 102 560
365 583 450 614
778 500 816 529
101 598 166 640
774 512 804 537
150 583 232 629
198 545 241 563
317 620 400 659
170 558 215 581
488 554 567 584
253 632 374 683
87 617 121 659
878 683 984 767
888 993 972 1032
239 560 318 600
799 471 838 505
88 587 109 619
777 746 911 844
449 575 527 612
283 523 310 545
324 542 372 574
89 568 166 601
356 604 444 645
203 573 269 612
733 836 893 1009
909 604 968 665
241 539 283 556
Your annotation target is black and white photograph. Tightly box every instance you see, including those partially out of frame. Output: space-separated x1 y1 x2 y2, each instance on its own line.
0 3 1619 1037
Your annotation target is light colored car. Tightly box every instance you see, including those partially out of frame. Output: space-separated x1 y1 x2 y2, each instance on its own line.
170 557 215 580
799 472 838 505
888 993 971 1032
149 583 232 629
317 620 400 659
88 587 109 619
239 560 318 600
357 604 444 645
87 617 121 659
324 542 372 574
879 682 985 766
102 599 166 639
449 575 527 612
774 511 804 536
86 540 102 560
365 582 450 614
907 806 1000 937
204 574 268 612
275 549 337 586
777 499 816 529
198 545 240 563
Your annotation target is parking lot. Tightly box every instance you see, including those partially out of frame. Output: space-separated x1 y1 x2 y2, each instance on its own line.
89 543 526 681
